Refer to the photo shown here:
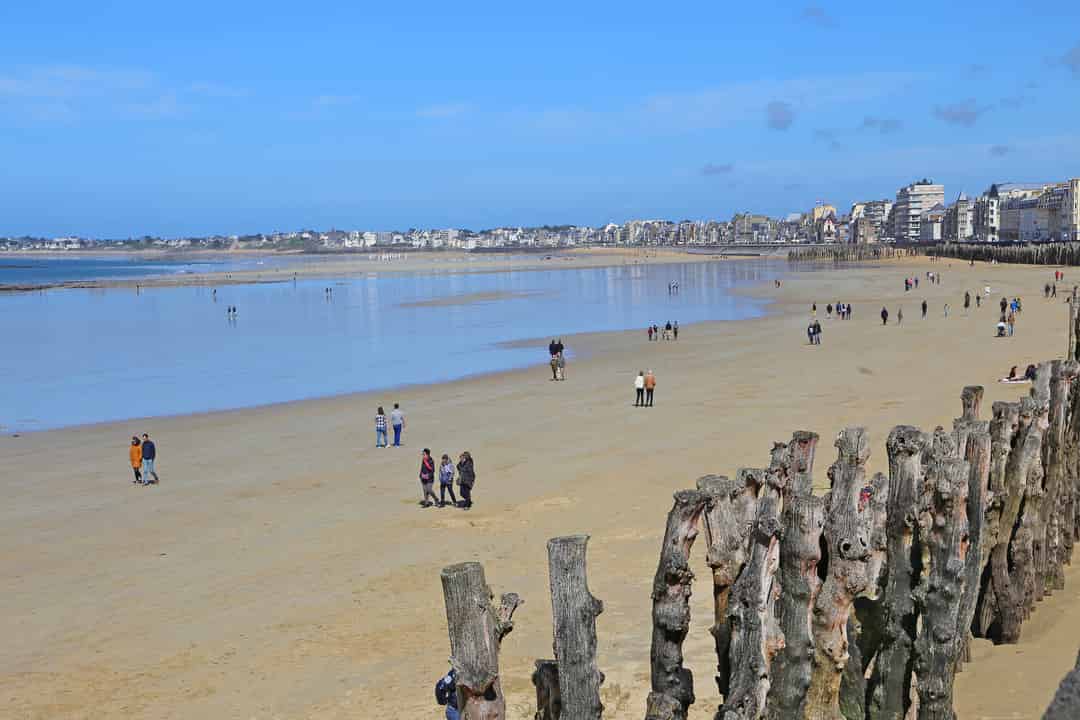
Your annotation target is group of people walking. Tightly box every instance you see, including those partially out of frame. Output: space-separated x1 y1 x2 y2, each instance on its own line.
127 433 160 485
548 338 567 381
418 448 476 510
633 369 657 406
647 321 678 341
374 403 407 447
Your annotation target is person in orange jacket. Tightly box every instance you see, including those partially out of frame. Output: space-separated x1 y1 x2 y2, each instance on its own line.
129 436 143 484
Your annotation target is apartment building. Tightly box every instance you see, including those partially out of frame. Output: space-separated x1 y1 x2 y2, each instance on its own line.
943 193 974 242
893 180 945 242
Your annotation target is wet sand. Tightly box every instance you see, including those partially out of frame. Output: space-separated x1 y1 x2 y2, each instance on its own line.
2 257 1076 719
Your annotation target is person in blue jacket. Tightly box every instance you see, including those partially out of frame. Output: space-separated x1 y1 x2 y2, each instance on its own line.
435 668 459 719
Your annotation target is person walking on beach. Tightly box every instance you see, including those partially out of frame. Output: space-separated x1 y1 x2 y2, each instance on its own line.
647 325 654 342
635 371 645 406
922 299 928 318
813 320 822 345
673 321 679 340
129 436 143 484
880 307 889 326
897 308 903 326
375 406 388 448
964 291 971 312
435 667 460 720
419 449 438 507
140 433 159 484
556 352 566 381
644 369 656 407
807 322 815 345
976 294 981 308
390 403 406 446
456 451 475 510
944 303 950 318
1007 311 1015 336
438 454 457 507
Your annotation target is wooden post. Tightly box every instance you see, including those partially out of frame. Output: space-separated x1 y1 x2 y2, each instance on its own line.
1044 649 1080 719
548 535 604 720
698 474 757 701
441 562 522 720
720 464 785 720
954 429 990 671
803 427 884 720
767 494 824 720
913 430 970 720
867 425 929 720
532 660 561 720
647 490 710 720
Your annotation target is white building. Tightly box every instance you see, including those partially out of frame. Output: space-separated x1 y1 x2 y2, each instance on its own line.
893 180 944 242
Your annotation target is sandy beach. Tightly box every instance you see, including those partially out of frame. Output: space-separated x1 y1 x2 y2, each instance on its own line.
3 257 1078 719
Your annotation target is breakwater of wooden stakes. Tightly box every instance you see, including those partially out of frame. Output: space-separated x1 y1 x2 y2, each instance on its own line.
929 242 1080 266
788 245 918 263
438 311 1080 720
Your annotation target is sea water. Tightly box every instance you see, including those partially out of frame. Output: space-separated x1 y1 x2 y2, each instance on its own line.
0 258 794 431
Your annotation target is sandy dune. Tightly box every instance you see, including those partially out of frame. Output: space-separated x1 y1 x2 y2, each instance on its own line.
2 257 1077 719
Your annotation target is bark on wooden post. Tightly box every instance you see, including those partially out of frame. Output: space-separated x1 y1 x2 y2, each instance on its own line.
954 429 990 671
974 401 1020 640
648 489 710 720
1044 649 1080 720
548 535 604 720
698 474 757 701
913 431 970 720
532 660 562 720
992 397 1047 643
803 427 882 720
867 425 929 720
1038 362 1070 598
720 469 784 720
766 493 825 720
441 562 522 720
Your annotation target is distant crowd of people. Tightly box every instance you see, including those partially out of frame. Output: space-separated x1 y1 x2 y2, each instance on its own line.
648 321 679 341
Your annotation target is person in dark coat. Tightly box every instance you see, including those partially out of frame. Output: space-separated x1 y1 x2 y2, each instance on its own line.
880 307 889 325
435 668 460 719
456 451 476 509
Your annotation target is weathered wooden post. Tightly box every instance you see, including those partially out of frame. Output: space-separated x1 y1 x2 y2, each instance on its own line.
441 562 522 720
1044 649 1080 719
698 474 756 702
955 428 990 670
548 535 604 720
913 430 970 720
766 432 823 720
867 425 929 720
647 489 710 720
720 464 785 720
803 427 886 720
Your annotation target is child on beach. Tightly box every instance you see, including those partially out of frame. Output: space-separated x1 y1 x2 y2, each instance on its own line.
419 449 438 507
129 436 142 484
438 454 457 507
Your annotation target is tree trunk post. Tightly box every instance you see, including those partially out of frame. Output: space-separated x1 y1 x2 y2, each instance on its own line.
867 425 929 720
913 430 970 720
721 463 785 720
698 474 757 701
548 535 604 720
1044 649 1080 719
767 493 825 720
803 427 883 720
441 562 522 720
648 490 710 720
954 428 990 671
532 660 562 720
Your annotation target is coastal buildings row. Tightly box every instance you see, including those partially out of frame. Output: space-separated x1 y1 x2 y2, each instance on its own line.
5 177 1079 250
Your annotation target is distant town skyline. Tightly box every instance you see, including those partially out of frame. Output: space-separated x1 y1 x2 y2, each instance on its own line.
2 2 1080 237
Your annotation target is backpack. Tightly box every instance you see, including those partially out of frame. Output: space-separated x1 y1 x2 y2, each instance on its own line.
435 670 456 706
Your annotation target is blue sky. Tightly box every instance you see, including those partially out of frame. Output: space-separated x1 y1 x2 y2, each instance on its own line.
1 1 1079 237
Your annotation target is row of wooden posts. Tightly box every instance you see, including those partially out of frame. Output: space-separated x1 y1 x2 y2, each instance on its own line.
441 355 1080 719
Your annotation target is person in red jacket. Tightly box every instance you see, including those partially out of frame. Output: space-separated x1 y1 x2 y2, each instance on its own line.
419 449 439 507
